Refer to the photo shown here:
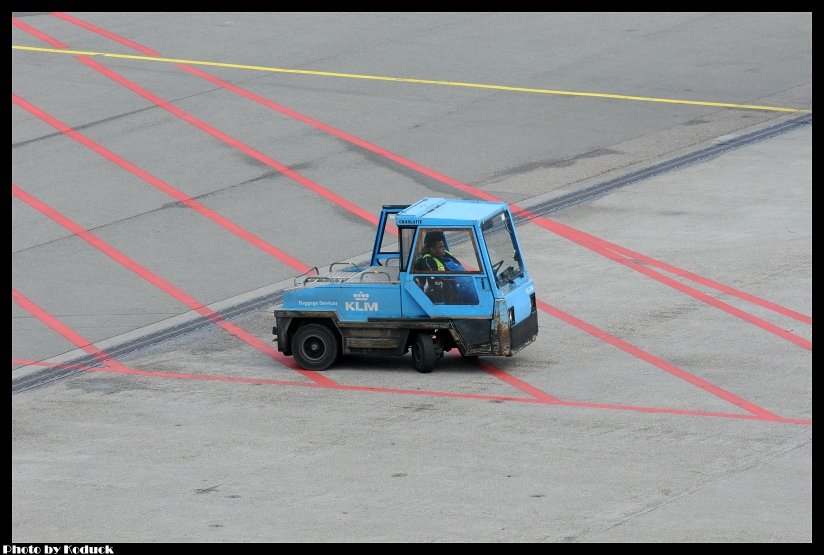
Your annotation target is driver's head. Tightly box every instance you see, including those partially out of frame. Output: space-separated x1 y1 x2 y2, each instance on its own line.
424 231 446 257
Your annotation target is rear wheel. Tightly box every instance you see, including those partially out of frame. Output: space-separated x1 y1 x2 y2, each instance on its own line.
411 332 437 373
291 323 339 371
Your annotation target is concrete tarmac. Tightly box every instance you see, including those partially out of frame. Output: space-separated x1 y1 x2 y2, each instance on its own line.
11 12 811 543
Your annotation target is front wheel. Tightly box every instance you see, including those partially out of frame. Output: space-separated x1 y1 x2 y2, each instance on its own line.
291 323 339 371
411 333 437 373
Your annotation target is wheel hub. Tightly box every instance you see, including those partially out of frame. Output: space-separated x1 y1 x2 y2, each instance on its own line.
305 338 324 359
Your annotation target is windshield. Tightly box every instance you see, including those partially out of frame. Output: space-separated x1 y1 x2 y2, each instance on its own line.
482 211 524 287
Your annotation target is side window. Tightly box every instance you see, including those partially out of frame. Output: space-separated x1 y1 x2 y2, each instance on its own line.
444 229 481 272
410 228 482 274
400 227 415 271
372 211 402 268
379 213 399 254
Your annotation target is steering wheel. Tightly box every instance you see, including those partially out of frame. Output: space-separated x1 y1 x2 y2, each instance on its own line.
501 266 516 281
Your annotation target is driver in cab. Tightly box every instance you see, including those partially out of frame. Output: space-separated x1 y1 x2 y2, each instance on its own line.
414 231 464 273
413 231 478 304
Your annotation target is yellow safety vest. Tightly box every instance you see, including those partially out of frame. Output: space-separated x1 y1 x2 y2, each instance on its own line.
422 253 446 271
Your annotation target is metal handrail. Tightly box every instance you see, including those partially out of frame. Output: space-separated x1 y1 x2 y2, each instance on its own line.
294 266 319 286
329 261 363 272
305 276 333 284
360 271 392 282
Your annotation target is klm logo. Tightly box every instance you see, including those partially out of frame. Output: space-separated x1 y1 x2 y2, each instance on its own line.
345 292 379 312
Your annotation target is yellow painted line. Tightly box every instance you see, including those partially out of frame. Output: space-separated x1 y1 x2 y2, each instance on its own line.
12 44 808 113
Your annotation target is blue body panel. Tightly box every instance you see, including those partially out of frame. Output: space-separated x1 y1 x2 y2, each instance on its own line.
282 283 403 321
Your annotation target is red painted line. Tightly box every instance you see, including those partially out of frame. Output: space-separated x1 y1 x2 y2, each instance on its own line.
12 17 69 48
546 398 811 425
571 230 812 325
611 257 811 349
535 299 781 420
73 56 381 229
12 289 133 373
512 207 813 346
165 64 503 202
53 10 809 330
472 358 560 402
12 182 337 388
50 12 154 54
11 356 811 425
11 94 310 275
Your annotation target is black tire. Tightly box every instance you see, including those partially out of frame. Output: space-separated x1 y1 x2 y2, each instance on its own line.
291 323 339 371
411 333 437 373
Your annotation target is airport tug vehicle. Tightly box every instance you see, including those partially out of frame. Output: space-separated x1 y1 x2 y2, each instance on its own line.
273 198 538 373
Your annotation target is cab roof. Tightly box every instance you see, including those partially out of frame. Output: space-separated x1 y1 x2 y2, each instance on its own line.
396 198 508 226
